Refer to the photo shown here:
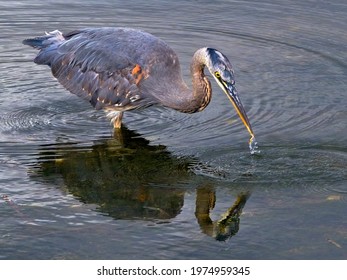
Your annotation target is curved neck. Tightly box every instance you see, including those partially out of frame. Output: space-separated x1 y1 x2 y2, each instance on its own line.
144 48 212 113
160 48 211 113
187 48 212 113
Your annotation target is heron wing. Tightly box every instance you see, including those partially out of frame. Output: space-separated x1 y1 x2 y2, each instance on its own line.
31 28 153 111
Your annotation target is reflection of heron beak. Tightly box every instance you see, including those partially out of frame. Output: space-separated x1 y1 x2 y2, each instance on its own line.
223 82 254 137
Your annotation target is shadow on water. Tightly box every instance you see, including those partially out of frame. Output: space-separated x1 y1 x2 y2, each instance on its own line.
29 127 250 242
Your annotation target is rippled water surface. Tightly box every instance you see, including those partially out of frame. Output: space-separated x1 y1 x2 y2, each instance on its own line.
1 0 346 259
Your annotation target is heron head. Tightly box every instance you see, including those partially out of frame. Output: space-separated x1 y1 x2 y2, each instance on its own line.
206 48 254 138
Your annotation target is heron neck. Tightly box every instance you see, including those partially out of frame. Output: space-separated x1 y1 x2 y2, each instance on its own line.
190 48 212 112
146 48 211 113
173 48 212 113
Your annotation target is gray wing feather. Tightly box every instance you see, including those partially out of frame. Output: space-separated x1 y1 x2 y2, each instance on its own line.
25 28 154 111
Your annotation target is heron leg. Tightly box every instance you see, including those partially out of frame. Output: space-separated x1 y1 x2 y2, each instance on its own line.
113 112 124 129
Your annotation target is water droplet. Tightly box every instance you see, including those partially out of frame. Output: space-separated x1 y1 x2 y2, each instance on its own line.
249 135 260 155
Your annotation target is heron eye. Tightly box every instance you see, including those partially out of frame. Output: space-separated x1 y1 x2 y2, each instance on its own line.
215 71 221 78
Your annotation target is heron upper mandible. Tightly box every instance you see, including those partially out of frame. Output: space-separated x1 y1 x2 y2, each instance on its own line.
23 27 256 146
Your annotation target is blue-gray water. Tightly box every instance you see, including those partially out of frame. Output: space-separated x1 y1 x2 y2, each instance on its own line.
0 0 346 259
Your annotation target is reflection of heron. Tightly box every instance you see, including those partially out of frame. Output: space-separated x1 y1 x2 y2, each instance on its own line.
31 127 191 220
23 27 254 139
31 128 250 240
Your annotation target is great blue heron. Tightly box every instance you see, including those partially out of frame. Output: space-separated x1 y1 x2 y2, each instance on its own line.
23 27 256 148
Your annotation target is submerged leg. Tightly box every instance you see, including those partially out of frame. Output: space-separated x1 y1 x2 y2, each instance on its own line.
113 112 124 129
105 110 124 130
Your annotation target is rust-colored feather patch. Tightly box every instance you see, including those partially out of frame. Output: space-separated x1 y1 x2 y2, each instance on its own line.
131 64 145 85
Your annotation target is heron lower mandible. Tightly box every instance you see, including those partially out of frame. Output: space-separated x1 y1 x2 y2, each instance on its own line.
23 27 256 148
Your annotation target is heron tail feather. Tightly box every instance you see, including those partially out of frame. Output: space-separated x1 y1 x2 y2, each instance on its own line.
23 30 66 65
23 30 65 49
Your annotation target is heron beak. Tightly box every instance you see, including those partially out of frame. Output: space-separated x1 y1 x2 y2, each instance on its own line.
223 82 254 137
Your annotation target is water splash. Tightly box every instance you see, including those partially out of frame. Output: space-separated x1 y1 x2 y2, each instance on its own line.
249 135 260 155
